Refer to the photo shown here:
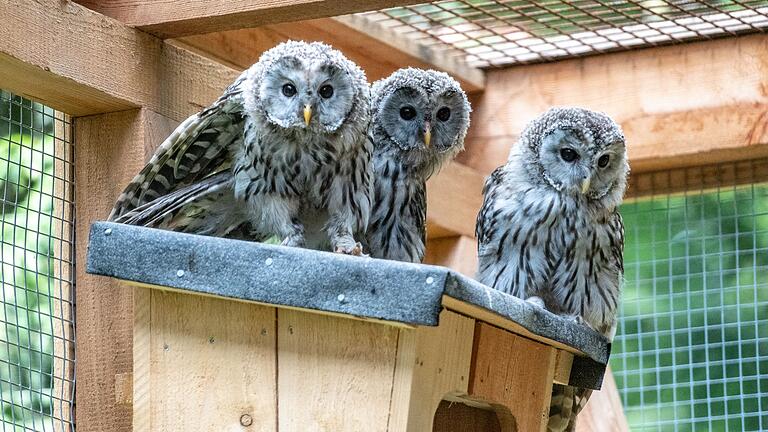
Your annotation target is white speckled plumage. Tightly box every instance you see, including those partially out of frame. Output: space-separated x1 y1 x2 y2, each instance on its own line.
476 107 629 431
110 41 372 254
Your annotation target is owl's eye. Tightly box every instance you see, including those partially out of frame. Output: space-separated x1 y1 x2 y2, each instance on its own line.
319 85 334 99
598 154 610 168
560 148 579 162
400 106 416 121
282 83 297 97
437 107 451 121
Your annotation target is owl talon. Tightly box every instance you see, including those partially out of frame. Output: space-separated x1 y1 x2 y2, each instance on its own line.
563 314 587 326
280 233 305 248
335 242 365 256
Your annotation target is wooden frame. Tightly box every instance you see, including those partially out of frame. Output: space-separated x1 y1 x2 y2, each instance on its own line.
4 0 765 431
175 15 486 92
74 0 429 38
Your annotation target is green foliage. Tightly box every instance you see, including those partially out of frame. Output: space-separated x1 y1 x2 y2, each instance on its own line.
613 186 768 431
1 94 59 431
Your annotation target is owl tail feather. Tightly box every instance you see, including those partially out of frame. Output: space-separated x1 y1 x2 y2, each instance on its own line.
548 384 592 432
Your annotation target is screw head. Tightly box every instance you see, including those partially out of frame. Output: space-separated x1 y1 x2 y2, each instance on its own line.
176 270 185 277
337 294 346 303
426 276 434 284
240 414 253 427
104 228 112 236
265 257 273 266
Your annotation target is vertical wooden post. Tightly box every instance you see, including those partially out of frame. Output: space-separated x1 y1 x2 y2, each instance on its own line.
51 111 75 430
74 108 175 431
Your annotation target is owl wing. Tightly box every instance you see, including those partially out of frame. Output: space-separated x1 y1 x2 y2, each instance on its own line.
475 166 505 249
109 73 248 220
608 209 625 276
112 171 233 227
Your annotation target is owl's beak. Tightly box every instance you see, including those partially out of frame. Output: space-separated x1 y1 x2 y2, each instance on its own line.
423 122 432 148
580 177 591 194
303 105 312 126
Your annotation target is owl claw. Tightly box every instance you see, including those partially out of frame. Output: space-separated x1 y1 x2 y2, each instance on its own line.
280 233 305 248
335 242 365 256
563 314 587 326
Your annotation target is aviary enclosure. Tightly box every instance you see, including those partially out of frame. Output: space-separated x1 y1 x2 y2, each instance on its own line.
0 1 766 431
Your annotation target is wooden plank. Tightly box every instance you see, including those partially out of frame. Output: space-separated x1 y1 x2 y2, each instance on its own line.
389 310 475 431
132 288 151 432
552 350 574 386
576 366 630 432
74 110 146 432
424 235 478 277
627 157 768 198
176 16 485 92
74 108 176 432
0 0 238 119
276 309 399 431
148 291 277 431
426 162 485 239
460 34 768 176
468 322 558 432
75 0 426 39
442 296 587 358
334 15 484 92
51 115 75 431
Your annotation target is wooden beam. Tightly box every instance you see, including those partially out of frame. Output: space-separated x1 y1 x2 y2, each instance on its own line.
75 0 427 39
426 162 485 239
460 34 768 176
75 108 176 432
334 15 484 92
424 236 478 277
175 17 485 92
0 0 237 119
468 322 557 432
626 157 768 198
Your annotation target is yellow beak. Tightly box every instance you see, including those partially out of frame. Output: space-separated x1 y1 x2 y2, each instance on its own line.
580 177 591 194
424 122 432 148
303 105 312 126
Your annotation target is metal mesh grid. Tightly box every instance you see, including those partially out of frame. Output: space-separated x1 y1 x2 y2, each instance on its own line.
359 1 768 67
0 90 75 431
612 159 768 431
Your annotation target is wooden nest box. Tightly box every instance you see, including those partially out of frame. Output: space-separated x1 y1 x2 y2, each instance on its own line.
86 222 609 432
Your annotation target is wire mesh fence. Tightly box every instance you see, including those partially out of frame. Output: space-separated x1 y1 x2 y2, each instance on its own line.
0 91 75 431
613 159 768 431
359 0 768 67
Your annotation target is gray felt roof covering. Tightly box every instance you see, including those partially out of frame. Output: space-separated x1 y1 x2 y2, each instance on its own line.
87 221 610 388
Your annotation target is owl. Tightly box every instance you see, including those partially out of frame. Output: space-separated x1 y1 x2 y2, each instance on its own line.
365 68 471 262
475 107 629 431
110 41 372 254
